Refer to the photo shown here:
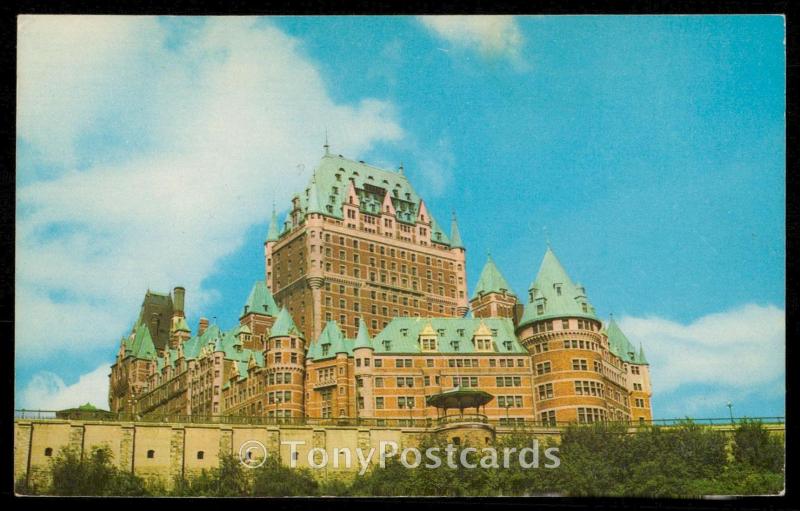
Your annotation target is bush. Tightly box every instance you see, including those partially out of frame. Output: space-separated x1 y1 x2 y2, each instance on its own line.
47 445 149 496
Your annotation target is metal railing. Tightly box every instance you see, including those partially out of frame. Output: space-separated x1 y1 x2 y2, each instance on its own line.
13 410 784 430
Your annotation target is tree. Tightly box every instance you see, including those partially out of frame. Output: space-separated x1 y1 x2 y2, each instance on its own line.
47 445 149 496
251 456 319 496
733 420 784 472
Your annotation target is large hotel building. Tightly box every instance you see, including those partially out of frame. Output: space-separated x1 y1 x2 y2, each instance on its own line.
109 150 653 426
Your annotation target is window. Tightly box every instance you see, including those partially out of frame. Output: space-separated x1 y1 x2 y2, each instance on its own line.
540 410 556 427
398 396 415 409
631 366 641 375
374 359 383 368
147 450 155 459
421 337 437 351
44 447 53 457
535 361 551 375
537 383 554 400
376 397 384 409
562 319 569 329
197 451 205 460
633 383 643 391
571 359 588 371
577 407 607 424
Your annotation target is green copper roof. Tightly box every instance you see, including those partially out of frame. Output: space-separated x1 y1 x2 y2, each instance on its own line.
308 320 354 361
129 323 157 360
372 317 525 354
242 280 278 317
353 319 373 350
266 205 280 242
638 343 648 365
173 316 190 332
606 317 648 365
519 247 598 327
450 213 464 249
270 306 303 338
286 155 454 247
472 254 515 300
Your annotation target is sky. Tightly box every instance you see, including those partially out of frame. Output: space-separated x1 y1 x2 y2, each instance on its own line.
15 15 785 420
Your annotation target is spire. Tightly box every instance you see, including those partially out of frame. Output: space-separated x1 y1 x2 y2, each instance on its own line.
266 202 279 242
306 176 322 214
398 162 404 175
353 319 372 350
450 211 464 249
242 280 278 317
323 129 330 156
638 342 649 365
270 306 303 338
472 254 515 300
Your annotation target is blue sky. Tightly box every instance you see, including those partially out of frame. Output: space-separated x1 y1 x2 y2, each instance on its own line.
16 15 785 420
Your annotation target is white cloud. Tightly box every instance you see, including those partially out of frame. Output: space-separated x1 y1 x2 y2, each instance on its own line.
18 364 111 410
418 15 525 63
619 304 785 416
16 16 403 362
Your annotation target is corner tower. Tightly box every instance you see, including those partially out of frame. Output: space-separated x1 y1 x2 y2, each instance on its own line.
516 247 629 425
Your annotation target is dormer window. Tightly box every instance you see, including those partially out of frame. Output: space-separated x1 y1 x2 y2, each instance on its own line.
474 338 492 352
537 304 544 315
321 345 329 356
437 329 445 336
555 284 562 296
400 328 408 337
382 340 392 351
503 341 513 350
335 173 342 181
491 329 498 336
582 303 588 313
451 340 460 351
457 329 465 337
420 337 437 351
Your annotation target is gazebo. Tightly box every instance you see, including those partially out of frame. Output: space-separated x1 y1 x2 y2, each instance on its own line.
426 386 494 424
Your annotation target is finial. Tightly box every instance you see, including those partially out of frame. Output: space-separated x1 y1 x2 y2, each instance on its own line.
323 128 330 156
398 161 404 174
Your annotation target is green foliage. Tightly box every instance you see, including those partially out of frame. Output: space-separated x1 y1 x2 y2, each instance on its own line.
29 422 785 497
47 445 149 496
172 455 250 496
251 456 319 496
733 419 784 472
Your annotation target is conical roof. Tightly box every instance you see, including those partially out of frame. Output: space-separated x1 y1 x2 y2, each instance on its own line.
519 247 598 326
270 306 303 338
266 205 280 242
472 254 515 299
450 212 464 249
242 281 278 317
353 319 372 350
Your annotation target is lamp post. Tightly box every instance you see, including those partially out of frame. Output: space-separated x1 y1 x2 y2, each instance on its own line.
727 401 734 425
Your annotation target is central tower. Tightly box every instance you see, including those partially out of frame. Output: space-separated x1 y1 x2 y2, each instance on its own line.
265 153 468 341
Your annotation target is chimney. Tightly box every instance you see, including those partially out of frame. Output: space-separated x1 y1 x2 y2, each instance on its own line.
199 317 209 336
173 286 185 317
